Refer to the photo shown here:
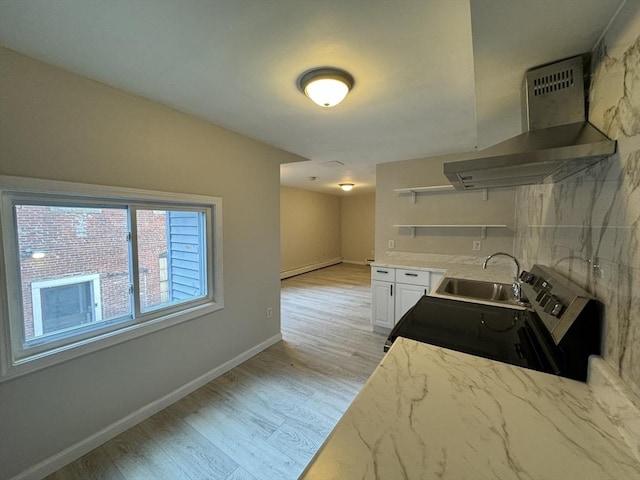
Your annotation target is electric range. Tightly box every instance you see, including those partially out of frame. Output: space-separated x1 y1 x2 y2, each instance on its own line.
384 265 601 381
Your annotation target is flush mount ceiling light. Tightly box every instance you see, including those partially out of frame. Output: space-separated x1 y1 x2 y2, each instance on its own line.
339 183 355 191
298 68 354 107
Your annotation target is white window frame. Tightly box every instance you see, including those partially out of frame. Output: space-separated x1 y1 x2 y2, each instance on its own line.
0 176 224 381
32 274 103 337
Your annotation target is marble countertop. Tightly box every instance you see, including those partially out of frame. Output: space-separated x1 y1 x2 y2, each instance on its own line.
300 337 640 480
370 253 517 285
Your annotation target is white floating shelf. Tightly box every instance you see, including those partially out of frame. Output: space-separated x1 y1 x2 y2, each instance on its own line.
394 185 488 203
528 225 631 229
393 224 508 239
394 185 456 193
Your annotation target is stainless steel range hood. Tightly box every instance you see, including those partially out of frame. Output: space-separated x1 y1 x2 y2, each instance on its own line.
444 56 616 190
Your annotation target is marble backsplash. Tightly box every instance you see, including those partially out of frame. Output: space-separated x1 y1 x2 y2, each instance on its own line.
514 1 640 400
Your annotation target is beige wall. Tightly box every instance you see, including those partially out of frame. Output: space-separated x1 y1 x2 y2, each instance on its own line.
280 187 342 276
376 154 516 260
0 47 304 480
280 189 375 274
341 193 375 264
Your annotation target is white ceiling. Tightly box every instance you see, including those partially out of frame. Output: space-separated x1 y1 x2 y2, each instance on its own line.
0 0 623 195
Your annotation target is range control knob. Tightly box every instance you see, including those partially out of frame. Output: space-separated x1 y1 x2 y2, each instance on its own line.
519 271 536 284
536 290 549 305
539 293 553 307
542 295 555 311
548 300 564 317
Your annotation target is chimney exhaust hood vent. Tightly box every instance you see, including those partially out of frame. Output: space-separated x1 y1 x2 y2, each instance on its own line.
444 56 616 190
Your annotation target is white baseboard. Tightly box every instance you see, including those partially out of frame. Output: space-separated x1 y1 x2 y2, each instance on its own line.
280 257 342 279
342 259 368 266
10 333 283 480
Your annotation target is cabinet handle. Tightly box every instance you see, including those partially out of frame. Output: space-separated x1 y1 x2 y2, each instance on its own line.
390 284 393 296
404 273 418 277
424 288 427 295
376 270 388 274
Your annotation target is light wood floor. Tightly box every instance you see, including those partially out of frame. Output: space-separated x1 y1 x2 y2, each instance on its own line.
46 263 386 480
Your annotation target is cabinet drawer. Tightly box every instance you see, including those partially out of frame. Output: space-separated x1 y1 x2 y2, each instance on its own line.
396 268 430 286
371 267 396 282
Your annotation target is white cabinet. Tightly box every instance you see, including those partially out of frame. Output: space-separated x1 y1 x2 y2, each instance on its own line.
371 267 396 332
371 266 440 334
394 268 431 321
371 280 395 331
394 283 427 322
395 268 431 286
371 267 396 282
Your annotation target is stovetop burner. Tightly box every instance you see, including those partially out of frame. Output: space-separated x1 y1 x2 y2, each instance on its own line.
384 265 601 381
386 297 542 369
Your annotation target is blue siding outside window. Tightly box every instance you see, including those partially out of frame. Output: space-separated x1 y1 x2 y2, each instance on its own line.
167 211 207 302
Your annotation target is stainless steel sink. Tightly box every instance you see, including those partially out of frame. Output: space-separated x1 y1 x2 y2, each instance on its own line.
434 277 519 306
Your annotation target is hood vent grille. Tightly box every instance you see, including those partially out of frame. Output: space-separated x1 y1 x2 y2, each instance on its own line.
526 56 585 130
532 68 574 96
444 55 616 190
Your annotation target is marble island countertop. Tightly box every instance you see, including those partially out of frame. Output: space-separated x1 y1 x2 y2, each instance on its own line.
300 337 640 480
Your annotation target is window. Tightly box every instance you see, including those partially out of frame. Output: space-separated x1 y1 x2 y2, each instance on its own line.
0 176 223 380
32 274 103 337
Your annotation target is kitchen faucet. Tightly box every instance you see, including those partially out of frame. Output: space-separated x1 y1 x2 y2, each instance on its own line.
483 252 528 305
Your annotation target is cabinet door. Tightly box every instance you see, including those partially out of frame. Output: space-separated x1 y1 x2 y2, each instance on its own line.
395 283 428 323
371 280 395 331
